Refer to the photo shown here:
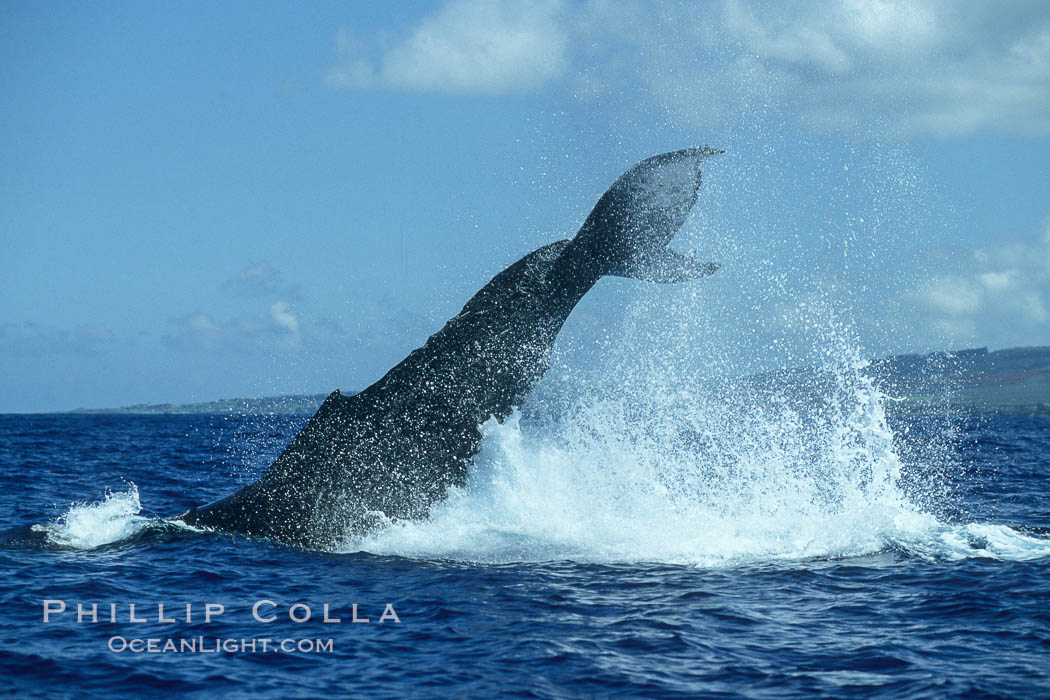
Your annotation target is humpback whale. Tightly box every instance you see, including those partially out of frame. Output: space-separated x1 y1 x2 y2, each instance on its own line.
177 148 721 548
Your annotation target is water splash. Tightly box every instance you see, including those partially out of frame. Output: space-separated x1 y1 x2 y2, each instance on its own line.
346 302 1050 566
898 523 1050 562
33 484 150 549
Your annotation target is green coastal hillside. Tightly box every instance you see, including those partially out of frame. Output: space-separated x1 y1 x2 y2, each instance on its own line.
738 346 1050 418
871 346 1050 416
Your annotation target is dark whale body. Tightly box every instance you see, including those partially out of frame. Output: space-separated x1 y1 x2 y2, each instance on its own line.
177 148 721 548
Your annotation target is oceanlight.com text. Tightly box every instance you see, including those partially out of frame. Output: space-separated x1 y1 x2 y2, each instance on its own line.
108 636 335 654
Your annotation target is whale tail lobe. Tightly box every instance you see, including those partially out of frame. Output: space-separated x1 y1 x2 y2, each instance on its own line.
564 147 722 284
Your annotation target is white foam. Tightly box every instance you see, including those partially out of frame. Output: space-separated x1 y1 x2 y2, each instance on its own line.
34 484 151 549
898 522 1050 562
344 331 1050 566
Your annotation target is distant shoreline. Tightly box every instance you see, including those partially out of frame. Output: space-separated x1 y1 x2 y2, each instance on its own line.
66 393 331 417
56 345 1050 417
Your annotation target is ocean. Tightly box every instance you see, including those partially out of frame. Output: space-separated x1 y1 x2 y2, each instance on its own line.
1 362 1049 697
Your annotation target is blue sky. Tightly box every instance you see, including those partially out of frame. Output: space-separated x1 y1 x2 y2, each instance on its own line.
2 0 1049 412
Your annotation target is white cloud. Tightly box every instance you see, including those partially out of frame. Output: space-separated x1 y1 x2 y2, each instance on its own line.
977 270 1017 292
1020 291 1049 323
171 265 305 352
920 275 982 316
843 0 939 50
932 317 976 339
270 301 301 336
222 263 303 301
166 304 301 353
327 0 569 94
0 322 121 357
724 0 853 75
582 0 1050 138
327 0 1050 137
916 217 1050 341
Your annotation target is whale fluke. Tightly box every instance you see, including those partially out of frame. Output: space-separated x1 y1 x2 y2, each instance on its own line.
608 250 720 283
177 148 722 548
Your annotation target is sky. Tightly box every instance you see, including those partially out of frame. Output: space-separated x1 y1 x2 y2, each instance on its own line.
1 0 1049 413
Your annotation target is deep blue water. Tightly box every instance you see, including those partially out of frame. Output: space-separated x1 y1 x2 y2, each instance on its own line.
1 410 1049 698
